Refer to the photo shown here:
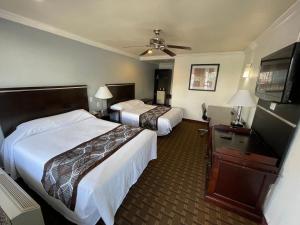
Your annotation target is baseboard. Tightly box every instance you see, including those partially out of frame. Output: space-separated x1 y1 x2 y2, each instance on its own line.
183 118 207 125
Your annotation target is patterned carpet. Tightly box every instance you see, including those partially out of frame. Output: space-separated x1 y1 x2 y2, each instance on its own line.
19 120 258 225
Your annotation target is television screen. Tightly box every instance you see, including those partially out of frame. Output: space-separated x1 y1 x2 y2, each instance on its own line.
255 58 291 102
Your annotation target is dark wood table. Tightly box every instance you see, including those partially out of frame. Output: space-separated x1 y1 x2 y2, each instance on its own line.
204 108 278 223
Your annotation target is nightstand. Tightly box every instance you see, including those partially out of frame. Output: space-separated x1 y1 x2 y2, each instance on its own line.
140 98 153 105
92 111 111 121
97 114 110 121
93 110 121 123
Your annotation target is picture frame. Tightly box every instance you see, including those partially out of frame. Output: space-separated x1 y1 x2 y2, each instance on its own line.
188 64 220 91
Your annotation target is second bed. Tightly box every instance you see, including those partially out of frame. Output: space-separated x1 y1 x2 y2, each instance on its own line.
110 100 183 136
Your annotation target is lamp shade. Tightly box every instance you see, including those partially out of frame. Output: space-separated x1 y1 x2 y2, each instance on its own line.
95 86 113 99
228 90 256 107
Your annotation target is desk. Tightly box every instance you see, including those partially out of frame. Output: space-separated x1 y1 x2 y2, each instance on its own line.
204 119 278 222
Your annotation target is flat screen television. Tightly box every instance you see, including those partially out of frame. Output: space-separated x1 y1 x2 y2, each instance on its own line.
255 42 300 103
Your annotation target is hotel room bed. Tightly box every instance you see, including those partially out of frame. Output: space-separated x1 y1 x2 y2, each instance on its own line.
106 83 183 136
111 100 183 136
1 110 157 225
0 86 157 225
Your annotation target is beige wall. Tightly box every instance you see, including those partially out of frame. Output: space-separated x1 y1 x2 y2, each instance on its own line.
0 18 156 112
171 52 244 120
237 1 300 225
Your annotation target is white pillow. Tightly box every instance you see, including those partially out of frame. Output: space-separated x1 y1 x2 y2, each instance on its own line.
110 103 124 111
126 100 144 106
110 101 130 110
17 109 93 136
110 100 144 110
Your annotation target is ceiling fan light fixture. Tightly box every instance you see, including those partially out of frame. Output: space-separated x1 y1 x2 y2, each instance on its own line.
137 29 191 57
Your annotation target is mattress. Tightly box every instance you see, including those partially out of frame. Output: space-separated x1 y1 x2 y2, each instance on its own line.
1 110 157 225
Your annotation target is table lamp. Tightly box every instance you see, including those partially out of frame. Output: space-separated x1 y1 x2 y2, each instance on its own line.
227 90 256 127
95 86 113 114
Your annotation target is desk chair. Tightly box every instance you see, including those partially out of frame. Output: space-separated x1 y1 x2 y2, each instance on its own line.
198 103 210 136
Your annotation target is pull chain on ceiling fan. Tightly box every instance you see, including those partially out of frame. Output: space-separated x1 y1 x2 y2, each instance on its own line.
124 29 192 57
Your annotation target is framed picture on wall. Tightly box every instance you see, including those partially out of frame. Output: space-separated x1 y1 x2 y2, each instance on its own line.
188 64 220 91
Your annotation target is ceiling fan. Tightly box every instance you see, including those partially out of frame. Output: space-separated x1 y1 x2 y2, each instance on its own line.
124 29 192 57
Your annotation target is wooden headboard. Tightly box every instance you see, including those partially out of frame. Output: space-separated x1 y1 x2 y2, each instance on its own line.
0 85 89 137
106 83 135 108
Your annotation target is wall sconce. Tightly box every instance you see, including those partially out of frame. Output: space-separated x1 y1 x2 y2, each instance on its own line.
242 64 252 78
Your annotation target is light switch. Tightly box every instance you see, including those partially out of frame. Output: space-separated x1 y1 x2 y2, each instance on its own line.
89 97 93 103
270 102 276 111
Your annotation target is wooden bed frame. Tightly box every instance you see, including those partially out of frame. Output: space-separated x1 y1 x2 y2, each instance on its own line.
106 83 135 108
0 85 88 137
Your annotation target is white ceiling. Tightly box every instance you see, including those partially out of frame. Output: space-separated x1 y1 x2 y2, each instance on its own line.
0 0 296 57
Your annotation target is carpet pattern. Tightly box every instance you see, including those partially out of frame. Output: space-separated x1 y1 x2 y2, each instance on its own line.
18 120 258 225
114 121 258 225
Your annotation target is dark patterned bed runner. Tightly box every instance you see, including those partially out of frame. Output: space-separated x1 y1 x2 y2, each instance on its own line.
139 106 171 130
0 206 11 225
41 124 143 210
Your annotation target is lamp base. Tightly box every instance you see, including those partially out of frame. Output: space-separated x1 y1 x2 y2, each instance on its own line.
98 109 108 116
231 121 244 128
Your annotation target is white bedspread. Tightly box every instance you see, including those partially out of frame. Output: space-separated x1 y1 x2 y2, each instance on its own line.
120 105 183 136
1 111 157 225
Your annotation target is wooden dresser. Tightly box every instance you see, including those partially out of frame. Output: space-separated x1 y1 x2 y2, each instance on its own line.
205 125 278 222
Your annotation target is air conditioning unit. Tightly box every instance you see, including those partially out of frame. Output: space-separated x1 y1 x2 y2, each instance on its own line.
0 169 44 225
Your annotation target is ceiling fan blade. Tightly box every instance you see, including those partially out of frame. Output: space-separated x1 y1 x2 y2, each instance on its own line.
162 48 176 57
167 45 192 50
139 49 151 56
